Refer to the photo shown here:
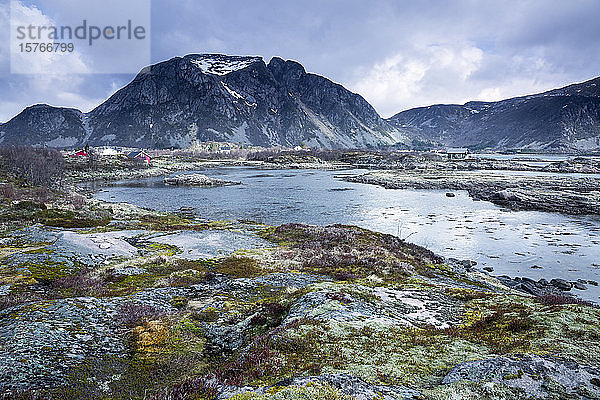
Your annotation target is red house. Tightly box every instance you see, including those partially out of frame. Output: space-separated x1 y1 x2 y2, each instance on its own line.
126 150 152 164
71 149 88 157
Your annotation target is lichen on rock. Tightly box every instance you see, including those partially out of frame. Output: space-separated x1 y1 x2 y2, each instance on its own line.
1 222 599 400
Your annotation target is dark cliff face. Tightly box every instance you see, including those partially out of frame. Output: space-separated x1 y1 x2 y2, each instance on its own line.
0 54 402 149
0 104 88 148
388 77 600 152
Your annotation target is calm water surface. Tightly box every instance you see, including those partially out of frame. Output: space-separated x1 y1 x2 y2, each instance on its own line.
94 167 600 302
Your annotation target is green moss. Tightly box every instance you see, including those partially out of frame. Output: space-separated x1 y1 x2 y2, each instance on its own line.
230 293 585 389
0 198 113 229
51 313 210 400
136 215 236 232
147 242 181 256
25 261 77 284
216 256 262 278
193 307 221 323
268 320 491 388
257 226 279 243
531 302 600 366
137 214 192 231
176 316 204 335
445 287 492 301
170 296 189 309
107 258 214 293
502 369 524 380
36 209 111 228
229 382 356 400
449 298 543 354
22 246 54 255
425 265 490 289
107 273 158 293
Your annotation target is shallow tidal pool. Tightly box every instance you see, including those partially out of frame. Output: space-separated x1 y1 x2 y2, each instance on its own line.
93 167 600 302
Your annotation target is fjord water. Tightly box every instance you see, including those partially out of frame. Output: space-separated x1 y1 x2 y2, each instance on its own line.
94 167 600 302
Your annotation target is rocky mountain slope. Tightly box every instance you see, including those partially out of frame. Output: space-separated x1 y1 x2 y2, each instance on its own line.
0 54 404 149
0 105 89 148
388 76 600 152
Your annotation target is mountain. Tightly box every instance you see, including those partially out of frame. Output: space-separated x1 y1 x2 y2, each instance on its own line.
3 54 599 152
388 77 600 152
0 105 89 148
0 54 404 149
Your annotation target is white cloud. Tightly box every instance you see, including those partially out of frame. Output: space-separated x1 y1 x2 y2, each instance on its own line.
0 3 9 64
0 1 113 121
9 1 90 74
2 0 600 122
0 73 105 121
352 43 483 117
476 87 503 102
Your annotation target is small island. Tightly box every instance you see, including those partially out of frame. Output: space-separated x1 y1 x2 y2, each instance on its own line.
164 173 241 187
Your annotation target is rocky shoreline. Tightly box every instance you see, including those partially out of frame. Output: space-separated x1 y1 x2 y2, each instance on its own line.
66 156 347 186
350 153 600 174
344 169 600 215
68 152 600 217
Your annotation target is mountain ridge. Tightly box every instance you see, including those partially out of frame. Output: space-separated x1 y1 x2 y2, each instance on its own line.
388 76 600 152
0 54 404 149
1 54 599 152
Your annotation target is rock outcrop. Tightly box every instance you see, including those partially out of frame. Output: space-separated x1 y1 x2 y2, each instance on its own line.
163 173 240 186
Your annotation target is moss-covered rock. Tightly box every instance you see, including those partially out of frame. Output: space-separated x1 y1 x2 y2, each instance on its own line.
2 223 599 400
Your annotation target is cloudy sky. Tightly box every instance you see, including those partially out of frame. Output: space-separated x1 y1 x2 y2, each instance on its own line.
1 0 600 121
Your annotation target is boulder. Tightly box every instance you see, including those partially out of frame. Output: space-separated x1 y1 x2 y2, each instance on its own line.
442 355 600 399
550 278 572 291
493 189 520 202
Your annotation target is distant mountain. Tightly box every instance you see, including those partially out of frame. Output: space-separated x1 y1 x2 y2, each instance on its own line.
0 54 405 149
0 105 89 148
388 77 600 152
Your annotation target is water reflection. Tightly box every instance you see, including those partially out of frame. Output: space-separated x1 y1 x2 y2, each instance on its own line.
93 167 600 301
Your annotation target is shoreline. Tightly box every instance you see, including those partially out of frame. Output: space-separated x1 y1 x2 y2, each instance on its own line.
81 165 599 303
67 152 600 217
344 169 600 216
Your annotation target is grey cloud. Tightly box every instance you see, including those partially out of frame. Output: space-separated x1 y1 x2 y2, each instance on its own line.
1 0 599 121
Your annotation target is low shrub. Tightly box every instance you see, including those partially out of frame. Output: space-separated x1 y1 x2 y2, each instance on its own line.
537 294 597 308
114 302 167 328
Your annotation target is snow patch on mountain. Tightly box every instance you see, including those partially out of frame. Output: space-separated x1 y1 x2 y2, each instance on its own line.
221 82 244 100
572 136 600 151
100 134 116 142
190 55 262 76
